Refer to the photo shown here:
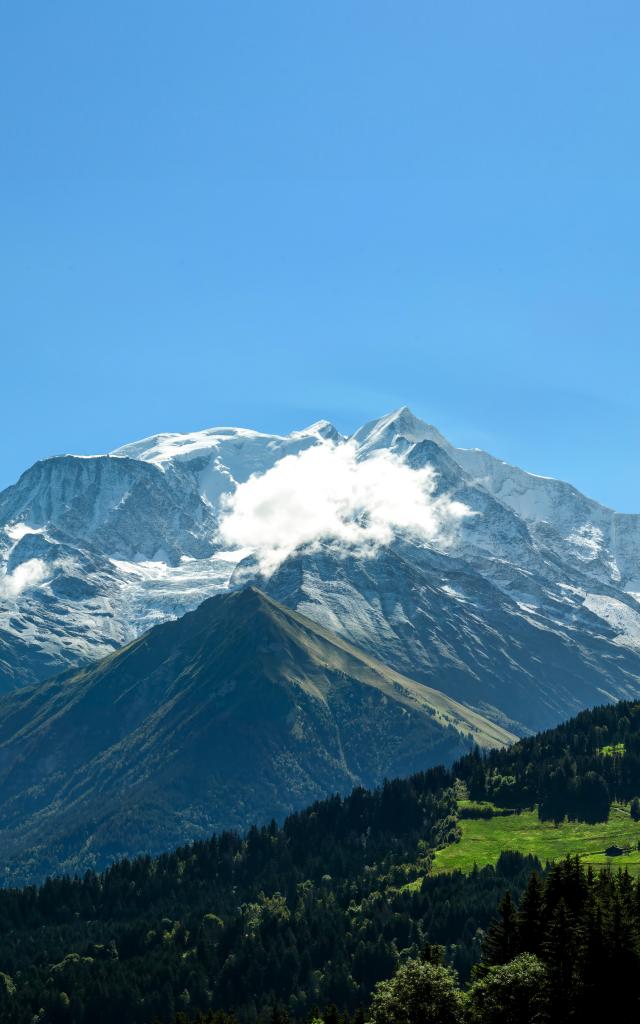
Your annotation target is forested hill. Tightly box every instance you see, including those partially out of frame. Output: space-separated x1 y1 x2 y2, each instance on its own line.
2 699 640 1023
345 856 640 1024
455 698 640 822
0 768 539 1024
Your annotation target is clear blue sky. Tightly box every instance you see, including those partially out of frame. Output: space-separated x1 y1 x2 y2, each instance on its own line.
1 2 639 509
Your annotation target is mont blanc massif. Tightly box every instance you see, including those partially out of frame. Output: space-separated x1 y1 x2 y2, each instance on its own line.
1 406 640 882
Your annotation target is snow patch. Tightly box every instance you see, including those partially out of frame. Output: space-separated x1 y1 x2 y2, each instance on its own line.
5 524 43 542
565 525 604 561
583 593 640 650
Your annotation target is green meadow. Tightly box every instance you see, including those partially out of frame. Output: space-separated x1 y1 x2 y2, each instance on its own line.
432 801 640 876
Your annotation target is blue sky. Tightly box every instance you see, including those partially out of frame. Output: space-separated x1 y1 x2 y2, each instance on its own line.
1 2 639 508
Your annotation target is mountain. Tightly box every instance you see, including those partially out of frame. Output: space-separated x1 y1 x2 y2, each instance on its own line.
0 421 340 689
0 586 511 883
1 408 640 733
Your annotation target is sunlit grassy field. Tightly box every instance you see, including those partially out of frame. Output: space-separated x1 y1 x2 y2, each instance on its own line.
432 802 640 876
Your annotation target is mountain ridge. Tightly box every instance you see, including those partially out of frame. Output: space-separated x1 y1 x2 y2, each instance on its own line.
1 407 640 736
0 585 511 884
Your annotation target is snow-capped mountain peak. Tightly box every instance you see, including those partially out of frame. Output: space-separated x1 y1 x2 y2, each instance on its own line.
350 406 451 455
290 419 343 442
2 407 640 736
111 418 342 466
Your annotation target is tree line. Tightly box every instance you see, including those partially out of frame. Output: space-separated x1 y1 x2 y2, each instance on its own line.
3 698 640 1021
0 776 535 1023
456 699 640 823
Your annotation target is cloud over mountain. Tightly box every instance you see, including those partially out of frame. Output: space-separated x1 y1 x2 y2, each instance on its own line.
0 557 48 599
218 441 472 575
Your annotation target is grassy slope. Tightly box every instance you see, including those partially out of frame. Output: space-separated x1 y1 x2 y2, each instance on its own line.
432 802 640 876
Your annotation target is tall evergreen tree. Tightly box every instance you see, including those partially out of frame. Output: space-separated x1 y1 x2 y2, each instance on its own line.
481 892 519 968
540 899 576 1023
516 873 543 956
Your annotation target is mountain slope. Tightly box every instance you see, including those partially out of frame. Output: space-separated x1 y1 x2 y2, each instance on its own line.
262 544 640 734
0 587 512 882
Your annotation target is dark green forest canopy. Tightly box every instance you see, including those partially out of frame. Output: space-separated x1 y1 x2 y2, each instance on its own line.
355 858 640 1024
0 779 536 1024
2 698 640 1023
455 698 640 822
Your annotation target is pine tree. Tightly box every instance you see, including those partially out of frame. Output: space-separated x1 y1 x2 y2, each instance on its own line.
604 888 639 1014
480 892 519 967
575 897 607 1018
542 898 575 1024
516 872 543 956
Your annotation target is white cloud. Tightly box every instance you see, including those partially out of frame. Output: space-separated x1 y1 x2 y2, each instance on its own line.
0 559 49 599
218 441 472 575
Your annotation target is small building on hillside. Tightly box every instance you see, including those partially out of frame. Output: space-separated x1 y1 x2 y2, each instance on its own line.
605 844 625 857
